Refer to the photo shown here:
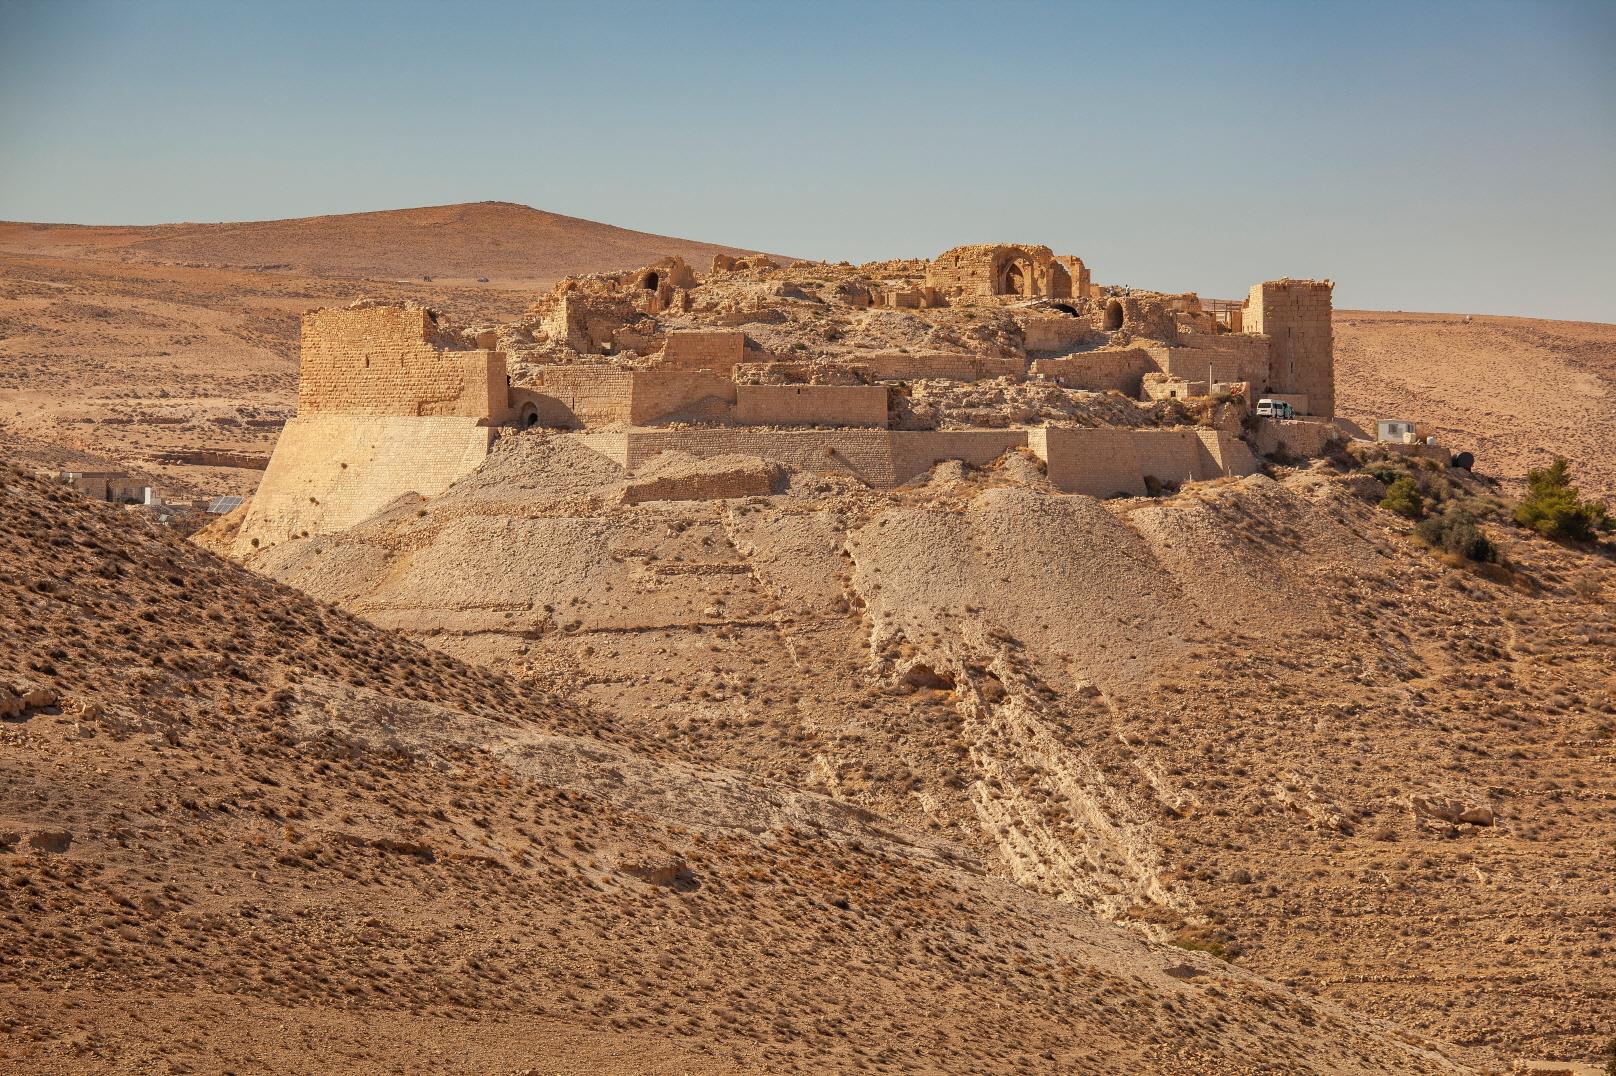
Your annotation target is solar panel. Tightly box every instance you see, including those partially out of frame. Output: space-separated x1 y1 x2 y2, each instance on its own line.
206 495 244 514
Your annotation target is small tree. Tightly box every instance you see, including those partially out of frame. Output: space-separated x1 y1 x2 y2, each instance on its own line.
1514 458 1611 542
1380 475 1425 519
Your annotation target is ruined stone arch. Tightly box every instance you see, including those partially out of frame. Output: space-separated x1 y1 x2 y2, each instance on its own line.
1104 299 1124 331
997 255 1034 297
519 402 540 428
641 271 660 291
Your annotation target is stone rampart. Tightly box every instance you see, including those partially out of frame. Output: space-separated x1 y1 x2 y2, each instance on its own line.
657 331 746 370
299 305 507 421
583 425 1257 496
1253 418 1341 458
1031 349 1159 394
857 352 1027 383
1027 427 1256 497
734 384 889 428
233 414 496 555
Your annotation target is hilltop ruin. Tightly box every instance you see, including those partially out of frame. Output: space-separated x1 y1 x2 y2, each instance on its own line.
234 244 1342 553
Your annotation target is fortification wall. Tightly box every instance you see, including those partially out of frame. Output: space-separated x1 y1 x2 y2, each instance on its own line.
734 384 889 427
1023 317 1095 355
618 429 906 485
299 306 506 421
596 425 1259 496
621 457 783 504
1253 418 1341 458
1244 280 1334 417
609 428 1024 487
527 367 635 427
633 371 738 425
1027 427 1257 497
1031 349 1159 394
233 415 495 555
1147 342 1271 391
520 367 738 427
658 331 746 370
858 352 1027 383
889 432 1027 483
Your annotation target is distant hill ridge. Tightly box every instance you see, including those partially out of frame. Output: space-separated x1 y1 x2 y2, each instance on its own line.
0 200 787 283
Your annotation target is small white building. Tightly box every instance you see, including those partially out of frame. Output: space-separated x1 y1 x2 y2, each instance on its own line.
1376 419 1418 444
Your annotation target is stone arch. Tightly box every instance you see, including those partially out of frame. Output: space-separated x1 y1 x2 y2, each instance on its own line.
1104 300 1124 331
996 255 1034 297
642 271 660 291
519 402 540 428
1050 302 1080 317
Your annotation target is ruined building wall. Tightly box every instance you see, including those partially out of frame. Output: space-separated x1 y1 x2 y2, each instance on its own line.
1055 256 1091 299
518 368 739 428
734 385 889 428
657 331 747 371
298 305 507 422
1030 349 1161 395
1027 428 1257 498
1242 280 1334 417
925 244 1073 299
857 352 1028 383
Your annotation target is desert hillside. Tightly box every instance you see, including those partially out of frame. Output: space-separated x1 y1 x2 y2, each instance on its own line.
1 464 1477 1073
242 432 1616 1071
1336 310 1616 497
0 201 781 285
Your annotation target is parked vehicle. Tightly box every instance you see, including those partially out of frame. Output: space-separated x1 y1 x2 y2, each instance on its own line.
1256 398 1294 419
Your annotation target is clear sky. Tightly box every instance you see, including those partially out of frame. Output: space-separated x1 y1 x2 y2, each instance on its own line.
2 0 1613 320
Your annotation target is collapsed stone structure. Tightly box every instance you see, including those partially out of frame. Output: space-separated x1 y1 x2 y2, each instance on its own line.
234 244 1341 554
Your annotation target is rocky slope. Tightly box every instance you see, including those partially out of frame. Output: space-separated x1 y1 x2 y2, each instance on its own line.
246 434 1616 1070
2 464 1477 1073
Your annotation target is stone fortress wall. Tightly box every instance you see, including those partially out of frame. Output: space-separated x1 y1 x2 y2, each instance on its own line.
299 303 510 421
236 242 1340 553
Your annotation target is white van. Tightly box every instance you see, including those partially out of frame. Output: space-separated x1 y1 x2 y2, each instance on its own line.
1256 398 1294 420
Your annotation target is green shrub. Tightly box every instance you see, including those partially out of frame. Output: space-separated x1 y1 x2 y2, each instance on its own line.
1415 503 1496 562
1380 475 1425 519
1361 461 1404 486
1513 458 1611 542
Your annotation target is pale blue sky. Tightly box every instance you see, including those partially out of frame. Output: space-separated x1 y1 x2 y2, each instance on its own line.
2 0 1613 320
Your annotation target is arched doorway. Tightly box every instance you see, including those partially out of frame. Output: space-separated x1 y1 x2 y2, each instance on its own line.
1004 262 1026 296
642 271 660 291
1103 300 1124 331
519 403 540 429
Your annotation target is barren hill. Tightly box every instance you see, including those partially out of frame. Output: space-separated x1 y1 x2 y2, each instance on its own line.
0 201 781 284
243 433 1616 1071
0 464 1476 1073
1336 310 1616 497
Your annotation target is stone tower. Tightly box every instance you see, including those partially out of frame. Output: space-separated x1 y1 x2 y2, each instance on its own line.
1244 279 1334 418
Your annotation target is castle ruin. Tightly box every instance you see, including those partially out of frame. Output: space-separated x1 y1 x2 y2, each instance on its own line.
234 244 1339 555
